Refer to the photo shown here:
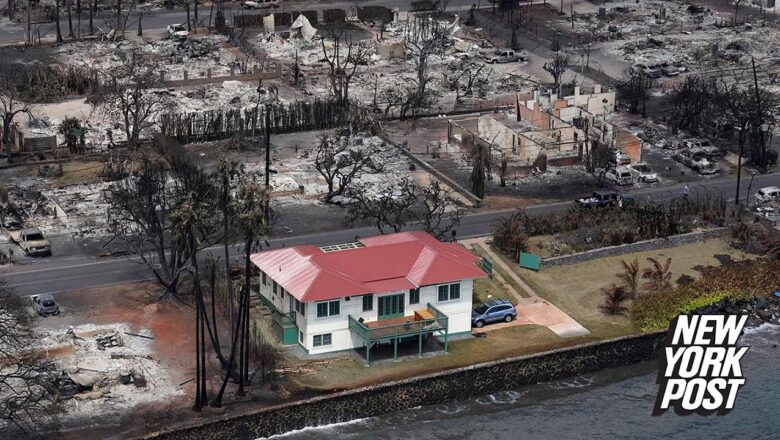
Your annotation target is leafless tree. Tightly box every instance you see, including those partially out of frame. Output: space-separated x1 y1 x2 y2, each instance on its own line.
313 134 382 202
451 61 488 103
344 179 416 234
666 75 719 135
55 0 63 42
105 138 217 300
0 65 33 164
320 27 367 105
0 279 58 435
543 52 571 95
91 50 171 148
616 72 653 117
407 177 464 239
345 177 463 238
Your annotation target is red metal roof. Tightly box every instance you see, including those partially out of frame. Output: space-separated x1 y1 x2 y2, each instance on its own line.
250 231 485 302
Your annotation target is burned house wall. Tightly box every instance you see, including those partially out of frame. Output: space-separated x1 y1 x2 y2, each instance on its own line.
516 101 550 129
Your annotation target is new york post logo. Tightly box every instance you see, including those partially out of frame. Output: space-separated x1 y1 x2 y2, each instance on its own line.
653 315 749 416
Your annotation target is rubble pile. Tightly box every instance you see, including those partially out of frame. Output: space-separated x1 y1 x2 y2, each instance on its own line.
36 323 183 424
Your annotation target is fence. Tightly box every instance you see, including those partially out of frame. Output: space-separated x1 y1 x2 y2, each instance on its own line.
159 100 365 142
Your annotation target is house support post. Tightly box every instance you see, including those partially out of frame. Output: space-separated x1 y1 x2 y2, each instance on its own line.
444 329 449 354
393 337 398 362
418 329 423 357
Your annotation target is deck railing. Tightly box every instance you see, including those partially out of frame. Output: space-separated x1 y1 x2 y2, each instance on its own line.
348 304 448 342
271 310 297 328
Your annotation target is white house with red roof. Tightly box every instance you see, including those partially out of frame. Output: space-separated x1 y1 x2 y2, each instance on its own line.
250 231 486 364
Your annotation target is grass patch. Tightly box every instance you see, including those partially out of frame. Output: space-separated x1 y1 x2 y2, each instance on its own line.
495 238 750 339
290 324 597 392
471 243 530 298
473 275 515 305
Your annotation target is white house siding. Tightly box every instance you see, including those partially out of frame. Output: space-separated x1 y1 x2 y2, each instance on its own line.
299 279 475 354
257 272 291 314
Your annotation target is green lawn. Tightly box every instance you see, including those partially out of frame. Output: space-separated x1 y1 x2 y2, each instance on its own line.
496 238 750 339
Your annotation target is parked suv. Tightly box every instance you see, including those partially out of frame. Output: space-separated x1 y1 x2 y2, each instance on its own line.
483 48 527 63
605 166 634 186
472 299 516 328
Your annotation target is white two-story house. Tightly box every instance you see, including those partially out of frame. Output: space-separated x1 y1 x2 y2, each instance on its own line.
250 231 486 365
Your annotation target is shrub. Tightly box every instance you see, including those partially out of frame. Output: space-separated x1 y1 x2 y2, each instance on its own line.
600 285 628 315
492 211 528 257
632 258 779 330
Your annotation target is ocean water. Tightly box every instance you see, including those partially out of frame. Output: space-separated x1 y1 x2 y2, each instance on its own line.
263 324 780 440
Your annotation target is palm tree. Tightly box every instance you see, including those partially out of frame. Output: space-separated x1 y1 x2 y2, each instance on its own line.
216 157 242 343
171 194 209 411
642 257 673 293
212 182 269 406
600 284 628 315
616 258 640 298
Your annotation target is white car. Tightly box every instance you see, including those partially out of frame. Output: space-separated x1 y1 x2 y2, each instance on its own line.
628 163 658 183
167 24 189 40
242 0 279 9
605 166 634 186
754 186 780 204
611 150 631 166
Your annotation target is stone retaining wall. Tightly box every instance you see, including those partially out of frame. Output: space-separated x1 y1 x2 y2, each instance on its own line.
145 331 666 440
541 228 730 268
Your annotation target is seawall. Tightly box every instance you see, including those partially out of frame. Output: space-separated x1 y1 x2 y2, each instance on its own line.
145 331 667 440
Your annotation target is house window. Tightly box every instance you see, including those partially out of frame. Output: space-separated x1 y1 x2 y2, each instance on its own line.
313 333 332 347
261 271 267 285
438 283 461 302
272 280 278 295
438 285 448 302
362 294 373 311
409 288 420 304
280 288 285 298
450 283 460 300
299 331 304 344
316 300 340 318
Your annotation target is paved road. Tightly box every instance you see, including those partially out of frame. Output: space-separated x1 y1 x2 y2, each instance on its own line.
2 171 779 296
0 0 477 44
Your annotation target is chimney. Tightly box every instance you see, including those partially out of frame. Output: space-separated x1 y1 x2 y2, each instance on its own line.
594 84 602 94
574 86 581 97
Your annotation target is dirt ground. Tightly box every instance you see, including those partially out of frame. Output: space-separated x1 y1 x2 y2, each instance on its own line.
35 281 285 439
504 237 753 339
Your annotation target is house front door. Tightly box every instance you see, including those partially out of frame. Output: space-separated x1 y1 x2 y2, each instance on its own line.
378 294 404 320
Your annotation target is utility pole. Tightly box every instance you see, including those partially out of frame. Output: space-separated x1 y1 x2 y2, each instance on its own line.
264 105 271 226
736 57 764 205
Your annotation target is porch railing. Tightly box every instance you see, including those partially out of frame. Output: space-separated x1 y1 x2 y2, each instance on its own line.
348 303 448 343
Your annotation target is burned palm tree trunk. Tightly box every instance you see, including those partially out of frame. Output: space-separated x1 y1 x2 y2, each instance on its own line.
55 0 64 43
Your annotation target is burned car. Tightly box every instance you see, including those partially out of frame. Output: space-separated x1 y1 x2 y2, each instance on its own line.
31 293 60 316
